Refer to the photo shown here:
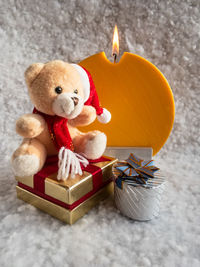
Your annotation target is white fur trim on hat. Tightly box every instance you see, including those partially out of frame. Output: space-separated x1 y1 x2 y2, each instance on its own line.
71 64 90 102
97 108 111 124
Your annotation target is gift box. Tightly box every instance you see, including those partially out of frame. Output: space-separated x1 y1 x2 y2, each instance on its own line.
113 152 166 221
15 155 117 224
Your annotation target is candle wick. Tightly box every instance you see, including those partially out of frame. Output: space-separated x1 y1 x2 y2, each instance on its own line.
113 53 117 63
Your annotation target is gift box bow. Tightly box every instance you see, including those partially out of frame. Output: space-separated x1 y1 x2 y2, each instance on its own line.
114 153 159 189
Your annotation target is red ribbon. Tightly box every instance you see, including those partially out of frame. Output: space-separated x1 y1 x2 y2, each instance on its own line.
18 155 111 211
33 156 58 193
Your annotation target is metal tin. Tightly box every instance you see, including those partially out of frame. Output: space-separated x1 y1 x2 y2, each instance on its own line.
114 179 166 221
112 148 166 221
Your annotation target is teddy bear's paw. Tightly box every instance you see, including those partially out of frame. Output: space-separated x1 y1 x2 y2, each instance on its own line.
12 154 40 177
84 132 107 160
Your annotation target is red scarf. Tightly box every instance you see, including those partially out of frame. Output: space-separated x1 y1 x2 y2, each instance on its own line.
33 108 74 151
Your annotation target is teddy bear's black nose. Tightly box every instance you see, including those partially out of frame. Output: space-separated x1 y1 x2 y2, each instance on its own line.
71 97 79 106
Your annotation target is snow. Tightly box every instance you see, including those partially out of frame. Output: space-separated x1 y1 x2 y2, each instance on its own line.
0 0 199 266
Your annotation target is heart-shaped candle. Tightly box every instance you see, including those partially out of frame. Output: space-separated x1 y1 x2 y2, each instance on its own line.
79 26 175 155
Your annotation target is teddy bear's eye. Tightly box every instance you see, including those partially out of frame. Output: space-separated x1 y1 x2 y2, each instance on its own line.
74 89 78 94
55 86 62 94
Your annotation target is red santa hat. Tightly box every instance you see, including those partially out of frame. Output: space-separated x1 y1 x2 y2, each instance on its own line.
71 64 111 124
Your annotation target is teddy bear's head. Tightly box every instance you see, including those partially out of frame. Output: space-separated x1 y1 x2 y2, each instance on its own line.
25 60 85 119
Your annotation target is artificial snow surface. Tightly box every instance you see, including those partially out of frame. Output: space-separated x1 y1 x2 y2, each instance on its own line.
0 0 200 266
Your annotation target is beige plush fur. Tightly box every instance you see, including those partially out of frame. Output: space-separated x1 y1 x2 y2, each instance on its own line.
16 114 46 138
12 60 107 177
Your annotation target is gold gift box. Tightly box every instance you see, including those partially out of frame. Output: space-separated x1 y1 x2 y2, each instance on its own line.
15 155 117 224
16 182 113 225
15 156 116 205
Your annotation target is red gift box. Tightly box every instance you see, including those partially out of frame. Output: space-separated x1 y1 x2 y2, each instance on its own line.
16 155 117 224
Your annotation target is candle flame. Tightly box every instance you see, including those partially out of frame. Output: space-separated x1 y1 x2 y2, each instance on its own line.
112 25 119 57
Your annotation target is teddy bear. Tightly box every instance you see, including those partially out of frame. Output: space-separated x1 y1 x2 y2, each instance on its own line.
11 60 111 180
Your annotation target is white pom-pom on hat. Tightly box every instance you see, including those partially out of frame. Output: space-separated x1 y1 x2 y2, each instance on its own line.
97 108 111 124
71 64 111 124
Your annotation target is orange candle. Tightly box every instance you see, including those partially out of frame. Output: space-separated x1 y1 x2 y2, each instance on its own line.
79 26 175 155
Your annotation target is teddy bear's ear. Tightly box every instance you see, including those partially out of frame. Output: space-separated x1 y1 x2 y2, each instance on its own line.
25 63 44 86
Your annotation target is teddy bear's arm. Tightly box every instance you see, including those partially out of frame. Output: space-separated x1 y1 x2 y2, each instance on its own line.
16 114 46 138
69 105 96 127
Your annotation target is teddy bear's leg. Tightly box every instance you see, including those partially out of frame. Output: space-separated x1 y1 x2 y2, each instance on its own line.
12 138 47 177
74 130 107 159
